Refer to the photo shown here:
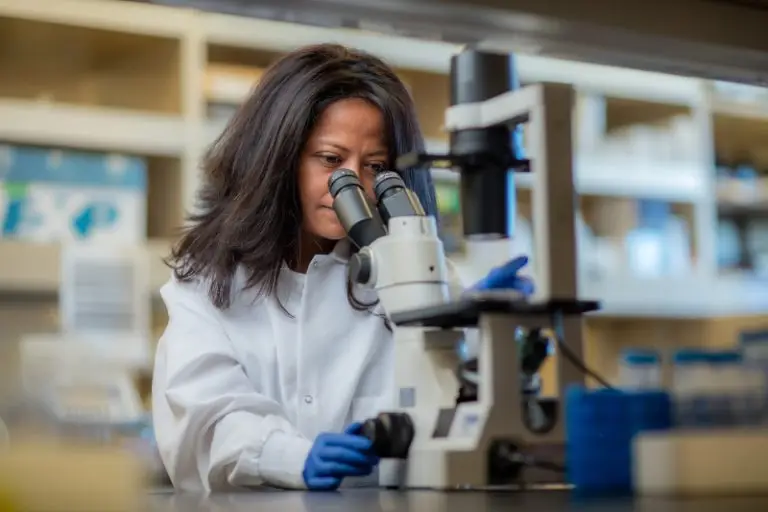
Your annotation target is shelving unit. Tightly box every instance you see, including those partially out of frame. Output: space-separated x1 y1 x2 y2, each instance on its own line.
432 157 706 202
0 239 171 297
1 0 768 382
0 100 185 157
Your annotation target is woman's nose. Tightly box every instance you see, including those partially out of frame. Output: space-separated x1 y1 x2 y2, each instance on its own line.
341 158 363 176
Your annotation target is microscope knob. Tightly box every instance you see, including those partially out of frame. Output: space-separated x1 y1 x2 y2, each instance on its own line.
487 439 525 485
360 412 414 459
348 251 373 285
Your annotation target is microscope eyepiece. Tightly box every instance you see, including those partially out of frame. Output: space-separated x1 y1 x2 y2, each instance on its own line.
328 169 359 198
328 169 386 249
373 171 407 201
374 171 425 224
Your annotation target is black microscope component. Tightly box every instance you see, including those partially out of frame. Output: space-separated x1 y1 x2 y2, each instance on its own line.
396 47 528 239
374 171 426 224
360 412 415 459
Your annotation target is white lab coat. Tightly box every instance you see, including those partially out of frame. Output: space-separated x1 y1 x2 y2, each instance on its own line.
152 240 465 492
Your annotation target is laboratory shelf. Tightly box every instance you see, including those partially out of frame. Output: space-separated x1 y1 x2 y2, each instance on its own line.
432 158 705 203
0 0 192 37
717 177 768 212
202 11 706 105
568 159 705 203
584 275 768 318
201 12 456 75
0 100 186 157
709 97 768 122
514 54 704 106
0 240 172 297
204 64 263 105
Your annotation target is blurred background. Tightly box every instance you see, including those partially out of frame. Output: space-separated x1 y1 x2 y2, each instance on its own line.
2 0 768 462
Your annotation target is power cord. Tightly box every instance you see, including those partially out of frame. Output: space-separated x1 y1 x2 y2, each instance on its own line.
509 451 566 474
456 308 614 400
496 308 614 480
490 440 566 484
552 309 615 390
457 306 615 482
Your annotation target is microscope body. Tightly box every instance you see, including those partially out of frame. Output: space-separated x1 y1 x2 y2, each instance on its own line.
330 48 598 490
356 216 451 316
360 215 577 489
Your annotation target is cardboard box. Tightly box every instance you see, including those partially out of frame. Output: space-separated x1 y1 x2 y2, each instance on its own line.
0 144 147 244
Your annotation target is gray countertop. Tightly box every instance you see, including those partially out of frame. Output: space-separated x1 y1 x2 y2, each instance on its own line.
146 488 768 512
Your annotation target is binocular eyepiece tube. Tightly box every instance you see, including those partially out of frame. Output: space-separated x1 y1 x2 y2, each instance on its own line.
328 169 386 249
328 169 428 249
373 171 425 224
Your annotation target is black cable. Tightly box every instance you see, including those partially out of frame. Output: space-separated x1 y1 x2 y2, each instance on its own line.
528 458 566 474
503 450 566 475
552 309 615 390
455 308 615 403
522 455 566 474
456 309 609 481
505 309 613 479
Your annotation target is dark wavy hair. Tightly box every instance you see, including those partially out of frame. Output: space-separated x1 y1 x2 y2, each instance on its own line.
169 43 439 310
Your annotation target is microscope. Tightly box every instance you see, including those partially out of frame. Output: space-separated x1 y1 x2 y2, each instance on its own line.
328 47 599 489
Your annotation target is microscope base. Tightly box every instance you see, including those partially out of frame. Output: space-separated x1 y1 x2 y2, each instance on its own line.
375 400 564 490
379 441 523 490
378 295 598 490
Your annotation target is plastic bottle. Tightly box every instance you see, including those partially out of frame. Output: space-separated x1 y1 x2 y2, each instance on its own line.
740 336 768 424
706 351 742 426
745 365 768 425
619 349 662 390
672 349 709 427
726 353 767 426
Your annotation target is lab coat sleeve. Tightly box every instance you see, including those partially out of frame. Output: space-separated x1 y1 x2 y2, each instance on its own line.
152 278 312 492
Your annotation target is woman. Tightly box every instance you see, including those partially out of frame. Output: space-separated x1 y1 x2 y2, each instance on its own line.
152 43 531 493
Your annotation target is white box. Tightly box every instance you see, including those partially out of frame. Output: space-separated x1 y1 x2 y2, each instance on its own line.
0 145 147 243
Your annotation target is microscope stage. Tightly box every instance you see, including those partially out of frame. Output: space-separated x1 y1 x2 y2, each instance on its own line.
389 294 600 328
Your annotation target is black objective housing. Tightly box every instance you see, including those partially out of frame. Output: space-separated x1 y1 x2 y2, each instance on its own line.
450 48 519 238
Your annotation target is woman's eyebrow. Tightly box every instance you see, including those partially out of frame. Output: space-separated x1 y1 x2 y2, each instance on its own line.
315 140 348 152
315 140 388 157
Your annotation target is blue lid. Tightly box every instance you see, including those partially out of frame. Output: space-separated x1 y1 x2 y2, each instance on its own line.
621 349 659 366
707 351 742 364
673 349 706 364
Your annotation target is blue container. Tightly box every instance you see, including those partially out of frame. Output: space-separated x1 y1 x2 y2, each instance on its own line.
565 386 672 496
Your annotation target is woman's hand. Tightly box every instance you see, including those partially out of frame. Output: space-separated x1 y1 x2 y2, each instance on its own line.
302 422 379 491
469 255 534 296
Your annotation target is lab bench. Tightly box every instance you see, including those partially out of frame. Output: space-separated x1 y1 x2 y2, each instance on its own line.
145 488 768 512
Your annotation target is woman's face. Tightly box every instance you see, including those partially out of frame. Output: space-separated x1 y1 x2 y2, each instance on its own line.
298 98 387 241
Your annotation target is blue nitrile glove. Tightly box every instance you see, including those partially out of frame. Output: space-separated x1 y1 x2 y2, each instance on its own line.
302 422 379 491
470 255 534 295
